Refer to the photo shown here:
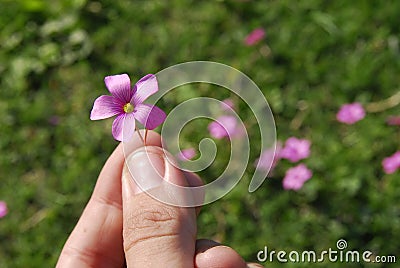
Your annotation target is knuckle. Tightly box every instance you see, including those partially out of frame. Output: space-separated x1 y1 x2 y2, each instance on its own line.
123 204 182 252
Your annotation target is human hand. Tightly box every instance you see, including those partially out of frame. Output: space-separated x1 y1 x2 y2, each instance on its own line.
56 130 262 267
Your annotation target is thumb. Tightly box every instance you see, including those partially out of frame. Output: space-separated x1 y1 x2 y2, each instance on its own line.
122 146 197 268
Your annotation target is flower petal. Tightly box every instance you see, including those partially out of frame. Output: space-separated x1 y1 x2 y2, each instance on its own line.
336 102 365 124
104 74 133 103
0 201 8 218
244 28 265 46
134 103 166 130
387 116 400 126
177 148 197 161
112 113 136 142
282 164 312 191
90 95 121 120
208 115 239 139
132 74 158 105
280 137 311 162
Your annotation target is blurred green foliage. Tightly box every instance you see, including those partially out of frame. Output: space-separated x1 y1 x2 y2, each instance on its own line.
0 0 399 267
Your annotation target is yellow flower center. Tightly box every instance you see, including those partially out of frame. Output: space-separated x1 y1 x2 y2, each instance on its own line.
123 103 134 113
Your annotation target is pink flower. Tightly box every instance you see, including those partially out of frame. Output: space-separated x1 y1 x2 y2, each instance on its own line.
282 164 312 191
254 142 282 172
387 116 400 126
48 115 60 126
336 102 366 124
221 98 235 111
244 28 265 46
0 201 8 218
177 148 196 161
90 74 166 141
208 115 245 139
382 151 400 174
280 137 311 162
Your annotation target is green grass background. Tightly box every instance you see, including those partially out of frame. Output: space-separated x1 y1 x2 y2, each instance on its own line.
0 0 399 267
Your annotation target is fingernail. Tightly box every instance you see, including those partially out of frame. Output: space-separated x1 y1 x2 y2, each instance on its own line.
125 147 166 194
162 153 189 187
247 263 264 268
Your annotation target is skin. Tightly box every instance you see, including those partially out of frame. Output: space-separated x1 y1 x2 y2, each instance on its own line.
57 130 263 268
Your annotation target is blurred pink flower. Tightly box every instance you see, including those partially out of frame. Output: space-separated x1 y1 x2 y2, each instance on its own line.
244 28 265 46
283 164 312 191
387 116 400 126
336 102 366 124
382 151 400 174
208 115 245 139
221 98 235 111
90 74 166 141
48 115 60 126
254 142 282 172
0 201 7 218
177 148 196 161
280 137 311 162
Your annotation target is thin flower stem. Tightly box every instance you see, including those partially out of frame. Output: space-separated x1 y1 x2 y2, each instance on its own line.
135 126 144 144
144 129 148 145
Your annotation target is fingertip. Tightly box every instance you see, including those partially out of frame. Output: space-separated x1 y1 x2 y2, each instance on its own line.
195 239 247 268
184 171 203 188
122 130 162 157
143 130 162 147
